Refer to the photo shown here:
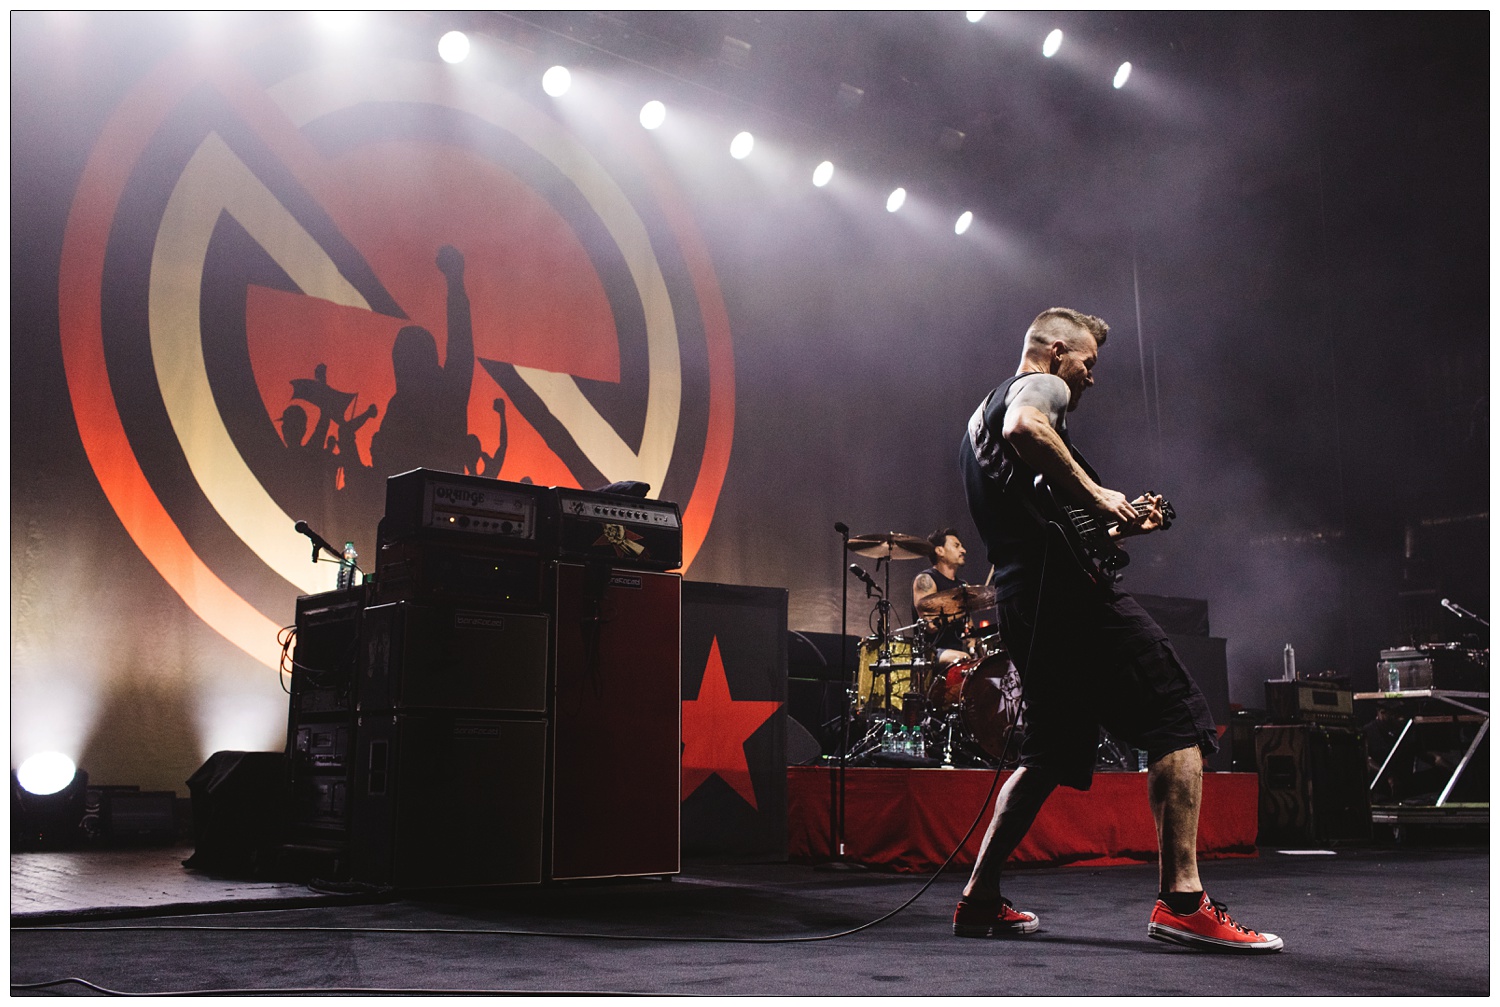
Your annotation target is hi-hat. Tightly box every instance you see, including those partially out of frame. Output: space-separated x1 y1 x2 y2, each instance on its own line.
917 584 998 617
847 531 929 561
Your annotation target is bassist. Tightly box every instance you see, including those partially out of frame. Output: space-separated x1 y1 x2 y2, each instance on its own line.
950 307 1282 953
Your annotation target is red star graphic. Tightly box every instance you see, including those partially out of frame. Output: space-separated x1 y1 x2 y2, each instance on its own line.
681 637 781 809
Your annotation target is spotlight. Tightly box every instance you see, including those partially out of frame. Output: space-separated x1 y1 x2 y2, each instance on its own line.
730 131 755 160
640 100 666 130
13 754 87 850
437 30 470 65
18 752 78 795
886 187 907 213
812 160 835 187
1043 29 1063 58
542 65 572 97
955 210 974 235
1113 62 1132 89
966 11 986 23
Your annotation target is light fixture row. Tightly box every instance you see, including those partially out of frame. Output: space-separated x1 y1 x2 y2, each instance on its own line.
964 17 1132 88
436 34 979 234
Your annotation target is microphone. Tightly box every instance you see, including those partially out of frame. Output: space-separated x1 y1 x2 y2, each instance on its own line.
293 520 341 564
834 522 849 536
1441 598 1489 627
849 563 881 597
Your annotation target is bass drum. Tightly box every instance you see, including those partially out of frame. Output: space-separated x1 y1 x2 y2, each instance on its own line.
959 653 1025 765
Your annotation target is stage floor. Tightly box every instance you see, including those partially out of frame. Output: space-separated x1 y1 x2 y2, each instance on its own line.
10 841 1488 996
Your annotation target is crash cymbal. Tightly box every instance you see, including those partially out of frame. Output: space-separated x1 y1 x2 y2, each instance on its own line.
917 584 999 617
847 531 930 561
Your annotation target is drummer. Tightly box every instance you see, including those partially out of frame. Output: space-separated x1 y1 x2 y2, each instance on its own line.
912 528 971 670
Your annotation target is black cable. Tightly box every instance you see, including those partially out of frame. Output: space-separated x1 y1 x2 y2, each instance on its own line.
17 760 1016 948
10 976 649 996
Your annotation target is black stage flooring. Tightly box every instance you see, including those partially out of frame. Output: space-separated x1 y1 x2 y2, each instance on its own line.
10 843 1489 996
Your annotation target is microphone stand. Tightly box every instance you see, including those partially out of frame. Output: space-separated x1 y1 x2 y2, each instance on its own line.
817 522 862 871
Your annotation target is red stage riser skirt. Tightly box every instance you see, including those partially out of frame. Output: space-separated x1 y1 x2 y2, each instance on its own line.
788 767 1259 873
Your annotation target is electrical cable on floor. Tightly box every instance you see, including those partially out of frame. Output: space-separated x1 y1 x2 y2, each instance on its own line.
10 976 652 996
12 552 1048 997
10 758 999 947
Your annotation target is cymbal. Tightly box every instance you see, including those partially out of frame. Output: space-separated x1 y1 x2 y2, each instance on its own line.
847 531 929 561
917 584 998 617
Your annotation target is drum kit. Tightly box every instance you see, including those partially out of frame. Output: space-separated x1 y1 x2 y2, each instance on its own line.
843 531 1023 767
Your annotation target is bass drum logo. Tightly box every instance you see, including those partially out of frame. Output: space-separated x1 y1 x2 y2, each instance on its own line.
59 35 734 670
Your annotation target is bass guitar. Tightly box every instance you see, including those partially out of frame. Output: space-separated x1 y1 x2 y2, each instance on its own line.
1034 476 1175 586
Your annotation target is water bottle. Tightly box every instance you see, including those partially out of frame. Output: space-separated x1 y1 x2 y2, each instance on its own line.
910 727 926 759
1386 661 1402 693
337 541 358 590
881 720 897 754
1282 644 1296 681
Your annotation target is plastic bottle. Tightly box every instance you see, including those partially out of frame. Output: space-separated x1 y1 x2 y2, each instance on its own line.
337 541 358 590
1282 644 1296 682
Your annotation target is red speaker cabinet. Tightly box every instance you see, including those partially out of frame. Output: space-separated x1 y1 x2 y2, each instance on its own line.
550 564 681 880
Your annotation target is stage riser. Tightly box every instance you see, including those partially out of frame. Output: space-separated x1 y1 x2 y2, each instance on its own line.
788 767 1258 872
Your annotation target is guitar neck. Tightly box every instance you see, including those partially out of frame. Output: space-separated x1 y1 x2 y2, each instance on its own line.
1065 499 1159 536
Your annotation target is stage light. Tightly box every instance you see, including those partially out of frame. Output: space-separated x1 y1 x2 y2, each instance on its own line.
886 187 907 213
966 11 986 23
813 161 835 187
437 30 470 65
1043 29 1063 58
640 100 666 130
17 752 78 796
955 210 974 235
730 131 755 160
1113 62 1132 89
542 65 572 97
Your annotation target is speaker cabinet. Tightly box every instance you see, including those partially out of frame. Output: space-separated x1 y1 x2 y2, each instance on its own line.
184 751 289 875
1255 724 1371 845
349 713 546 888
360 601 549 713
551 564 680 880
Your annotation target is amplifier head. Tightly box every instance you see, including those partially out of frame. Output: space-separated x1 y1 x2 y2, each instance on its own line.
381 469 548 548
551 488 683 570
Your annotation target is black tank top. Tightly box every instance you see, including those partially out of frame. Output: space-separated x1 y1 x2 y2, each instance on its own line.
914 566 967 651
959 374 1100 601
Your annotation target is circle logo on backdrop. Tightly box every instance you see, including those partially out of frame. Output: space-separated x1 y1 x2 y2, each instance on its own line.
59 31 734 670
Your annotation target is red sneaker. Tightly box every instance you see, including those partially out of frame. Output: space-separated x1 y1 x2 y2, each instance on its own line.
953 897 1040 938
1148 893 1283 953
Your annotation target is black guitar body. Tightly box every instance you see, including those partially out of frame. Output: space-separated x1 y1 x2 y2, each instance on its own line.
1033 478 1175 587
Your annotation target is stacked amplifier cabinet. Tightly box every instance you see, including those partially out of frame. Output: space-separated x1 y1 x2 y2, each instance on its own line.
284 584 369 871
349 471 552 888
337 470 682 888
549 487 682 880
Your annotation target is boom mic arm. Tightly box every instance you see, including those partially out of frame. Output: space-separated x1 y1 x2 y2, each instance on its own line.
849 563 881 598
1441 598 1489 628
293 520 341 564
